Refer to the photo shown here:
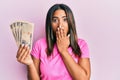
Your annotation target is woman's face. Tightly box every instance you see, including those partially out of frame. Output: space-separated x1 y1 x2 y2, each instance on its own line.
51 9 69 36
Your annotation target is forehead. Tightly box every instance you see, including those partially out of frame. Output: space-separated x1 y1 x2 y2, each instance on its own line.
53 9 66 17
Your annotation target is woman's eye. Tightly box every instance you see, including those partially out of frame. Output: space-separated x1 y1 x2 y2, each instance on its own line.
52 18 58 23
63 18 67 22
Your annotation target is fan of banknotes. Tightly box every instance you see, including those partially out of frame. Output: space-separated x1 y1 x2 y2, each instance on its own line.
10 21 34 49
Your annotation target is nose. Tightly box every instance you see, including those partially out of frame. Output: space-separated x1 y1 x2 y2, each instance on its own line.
58 19 62 28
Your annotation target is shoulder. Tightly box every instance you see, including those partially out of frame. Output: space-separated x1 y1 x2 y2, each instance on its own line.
33 37 47 49
77 38 88 48
77 38 90 58
35 37 46 44
34 37 47 45
31 37 47 59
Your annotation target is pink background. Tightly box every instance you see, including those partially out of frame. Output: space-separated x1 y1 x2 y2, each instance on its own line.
0 0 120 80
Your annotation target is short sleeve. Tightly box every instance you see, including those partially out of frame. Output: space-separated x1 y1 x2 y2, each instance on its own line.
31 40 41 59
78 39 90 58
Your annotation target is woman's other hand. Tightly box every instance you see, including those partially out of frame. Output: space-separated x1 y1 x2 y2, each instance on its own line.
16 44 33 66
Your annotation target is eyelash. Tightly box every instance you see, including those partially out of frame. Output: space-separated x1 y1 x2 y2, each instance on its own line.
63 18 67 22
52 19 58 23
52 18 67 23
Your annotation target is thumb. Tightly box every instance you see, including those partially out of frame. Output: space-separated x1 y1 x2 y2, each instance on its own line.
67 34 70 38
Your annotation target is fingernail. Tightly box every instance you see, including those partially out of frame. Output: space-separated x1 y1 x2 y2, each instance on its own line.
25 44 28 48
68 34 70 37
29 49 31 52
22 44 25 47
58 27 59 30
59 26 61 28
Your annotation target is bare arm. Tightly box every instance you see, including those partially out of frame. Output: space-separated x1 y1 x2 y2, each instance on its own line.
27 56 40 80
16 45 40 80
60 51 91 80
56 27 91 80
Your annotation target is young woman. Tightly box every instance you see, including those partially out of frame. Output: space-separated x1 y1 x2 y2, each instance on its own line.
16 4 91 80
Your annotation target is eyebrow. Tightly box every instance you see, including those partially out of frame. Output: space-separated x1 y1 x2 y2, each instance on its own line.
52 16 67 18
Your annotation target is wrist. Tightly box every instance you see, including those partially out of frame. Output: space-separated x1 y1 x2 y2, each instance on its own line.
60 49 68 55
27 62 34 68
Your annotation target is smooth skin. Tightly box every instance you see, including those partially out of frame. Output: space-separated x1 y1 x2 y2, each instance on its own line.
16 9 91 80
52 9 91 80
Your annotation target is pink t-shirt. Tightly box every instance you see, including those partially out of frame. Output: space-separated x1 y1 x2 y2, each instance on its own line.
31 38 89 80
